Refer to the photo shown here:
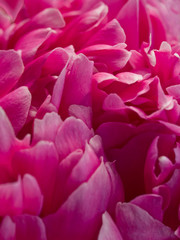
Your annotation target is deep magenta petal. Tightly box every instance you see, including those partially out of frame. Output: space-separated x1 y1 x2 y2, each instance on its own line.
0 50 24 97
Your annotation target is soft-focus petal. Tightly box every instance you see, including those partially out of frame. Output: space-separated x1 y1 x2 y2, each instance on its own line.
0 216 16 240
131 194 164 221
0 177 23 216
22 174 43 215
116 202 178 240
14 215 47 240
0 0 23 20
98 212 123 240
0 107 15 155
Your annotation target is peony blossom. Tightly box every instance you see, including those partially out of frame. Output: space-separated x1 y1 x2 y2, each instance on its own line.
0 0 180 239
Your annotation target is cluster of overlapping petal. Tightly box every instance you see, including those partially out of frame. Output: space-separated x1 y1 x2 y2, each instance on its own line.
0 0 180 239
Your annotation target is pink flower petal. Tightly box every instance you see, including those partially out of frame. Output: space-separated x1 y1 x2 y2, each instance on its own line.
87 19 126 46
116 202 178 240
131 194 164 221
14 215 47 240
0 50 24 97
144 135 175 192
15 28 55 64
68 104 92 129
55 117 93 160
80 43 130 72
13 141 59 214
44 160 111 240
105 162 124 215
0 177 23 216
31 8 65 29
59 2 108 50
0 0 23 20
0 108 15 155
22 174 43 215
117 0 140 50
0 86 32 134
0 216 16 240
52 149 83 211
59 54 93 117
65 143 100 195
98 212 123 240
33 112 62 144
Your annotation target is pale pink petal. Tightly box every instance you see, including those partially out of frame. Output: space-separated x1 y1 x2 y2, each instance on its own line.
103 93 126 110
0 177 23 216
129 50 146 69
0 108 15 155
65 143 100 195
89 135 106 160
44 160 111 240
59 54 93 117
0 216 16 240
146 0 180 42
167 85 180 100
68 105 92 129
116 72 144 84
131 194 164 221
93 72 118 88
55 117 93 160
0 9 11 29
0 87 32 134
51 59 69 110
31 8 65 29
22 174 43 215
33 112 62 144
0 0 23 20
98 212 123 240
105 162 124 215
